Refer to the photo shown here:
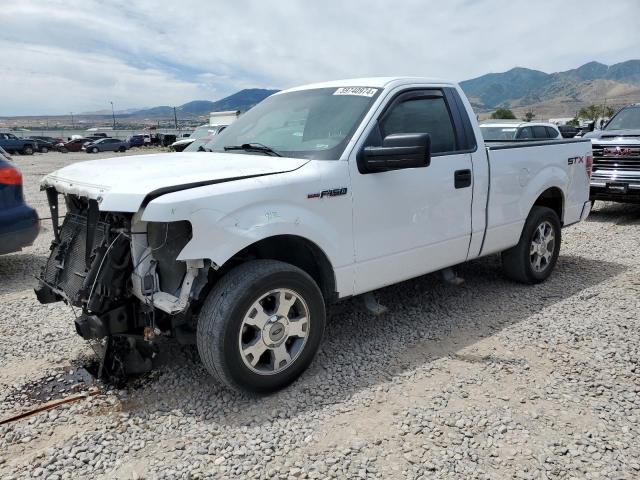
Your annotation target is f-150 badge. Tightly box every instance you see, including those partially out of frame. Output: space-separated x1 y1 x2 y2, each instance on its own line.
307 188 348 199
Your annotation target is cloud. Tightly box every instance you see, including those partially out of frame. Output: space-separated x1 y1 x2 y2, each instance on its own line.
0 0 638 115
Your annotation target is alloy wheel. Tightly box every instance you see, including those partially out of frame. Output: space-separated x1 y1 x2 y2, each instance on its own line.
530 220 555 272
238 289 309 375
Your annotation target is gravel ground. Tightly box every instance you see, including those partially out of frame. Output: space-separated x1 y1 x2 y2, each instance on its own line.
1 150 639 479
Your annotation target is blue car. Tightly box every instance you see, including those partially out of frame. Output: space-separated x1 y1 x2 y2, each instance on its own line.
0 148 39 255
128 134 145 148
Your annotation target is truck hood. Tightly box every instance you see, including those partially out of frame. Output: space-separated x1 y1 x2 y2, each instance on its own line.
42 152 308 212
585 129 640 142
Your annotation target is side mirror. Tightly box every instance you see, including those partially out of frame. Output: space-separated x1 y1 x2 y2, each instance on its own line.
360 133 431 173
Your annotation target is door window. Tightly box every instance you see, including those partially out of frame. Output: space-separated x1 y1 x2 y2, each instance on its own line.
545 126 558 138
516 127 533 139
532 126 548 139
380 96 457 154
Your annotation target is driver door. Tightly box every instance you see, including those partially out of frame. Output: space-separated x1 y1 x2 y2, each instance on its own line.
349 88 474 294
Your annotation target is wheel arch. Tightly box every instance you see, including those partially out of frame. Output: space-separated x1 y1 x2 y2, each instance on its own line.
531 186 565 224
214 234 337 303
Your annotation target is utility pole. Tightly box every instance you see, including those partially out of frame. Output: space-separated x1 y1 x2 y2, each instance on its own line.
70 112 74 129
173 106 178 129
110 101 116 129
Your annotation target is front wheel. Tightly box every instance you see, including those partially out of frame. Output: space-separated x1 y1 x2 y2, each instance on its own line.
502 206 561 284
92 147 99 153
22 145 34 155
40 146 49 153
118 146 126 152
197 260 325 393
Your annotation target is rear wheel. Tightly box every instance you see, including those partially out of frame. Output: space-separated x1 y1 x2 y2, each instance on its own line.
502 206 561 284
197 260 325 393
118 146 126 152
22 145 34 155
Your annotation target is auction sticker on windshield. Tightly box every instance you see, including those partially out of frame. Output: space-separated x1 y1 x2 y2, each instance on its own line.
333 87 378 97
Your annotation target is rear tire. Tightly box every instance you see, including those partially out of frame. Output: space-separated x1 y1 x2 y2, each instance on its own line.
502 206 561 284
118 146 126 152
197 259 325 393
22 145 34 155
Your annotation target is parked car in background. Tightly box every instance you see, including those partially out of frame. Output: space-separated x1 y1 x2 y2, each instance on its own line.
84 138 128 153
170 113 240 152
30 135 64 145
56 138 89 153
0 152 39 254
183 125 228 152
584 103 640 203
128 134 145 148
157 134 177 147
82 135 111 146
479 121 562 141
557 125 578 139
27 137 56 153
170 125 209 151
0 133 37 155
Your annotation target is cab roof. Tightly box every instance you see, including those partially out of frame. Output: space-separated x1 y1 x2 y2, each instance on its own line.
279 77 458 94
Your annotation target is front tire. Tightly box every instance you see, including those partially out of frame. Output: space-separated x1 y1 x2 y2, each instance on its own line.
40 146 49 153
91 147 99 153
502 206 561 284
22 145 34 155
197 260 326 393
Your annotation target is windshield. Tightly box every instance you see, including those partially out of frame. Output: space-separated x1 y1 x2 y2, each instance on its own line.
479 126 518 141
605 107 640 130
184 126 223 152
204 87 380 159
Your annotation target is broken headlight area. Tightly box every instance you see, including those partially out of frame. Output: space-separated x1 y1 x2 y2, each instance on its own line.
35 192 209 376
35 195 133 314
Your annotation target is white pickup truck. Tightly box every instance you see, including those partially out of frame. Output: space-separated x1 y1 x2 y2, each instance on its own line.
36 77 593 393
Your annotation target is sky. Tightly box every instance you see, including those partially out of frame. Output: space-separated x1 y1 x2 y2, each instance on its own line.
0 0 638 116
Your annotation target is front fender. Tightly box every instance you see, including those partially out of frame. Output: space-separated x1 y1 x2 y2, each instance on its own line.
175 201 344 269
139 161 354 289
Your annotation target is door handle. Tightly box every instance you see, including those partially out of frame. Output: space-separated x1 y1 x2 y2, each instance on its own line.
454 169 472 189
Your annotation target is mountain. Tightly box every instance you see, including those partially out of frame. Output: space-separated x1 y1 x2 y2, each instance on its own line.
460 60 640 116
131 88 279 119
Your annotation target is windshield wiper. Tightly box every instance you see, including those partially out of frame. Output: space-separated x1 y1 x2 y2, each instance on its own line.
224 143 282 157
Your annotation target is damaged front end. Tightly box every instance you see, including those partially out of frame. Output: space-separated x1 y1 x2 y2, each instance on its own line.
35 188 209 375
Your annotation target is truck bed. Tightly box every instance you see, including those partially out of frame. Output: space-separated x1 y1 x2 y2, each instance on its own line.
480 138 592 256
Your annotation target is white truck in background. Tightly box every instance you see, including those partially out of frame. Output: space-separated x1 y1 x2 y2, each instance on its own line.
170 110 241 152
36 77 592 393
